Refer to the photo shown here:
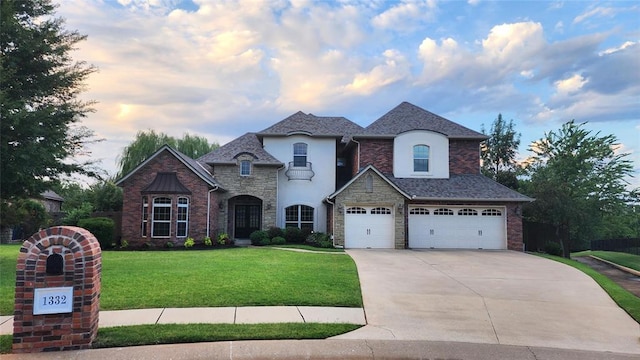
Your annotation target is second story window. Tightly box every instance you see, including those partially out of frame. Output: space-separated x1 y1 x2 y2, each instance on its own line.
240 160 251 176
413 145 429 172
293 143 307 167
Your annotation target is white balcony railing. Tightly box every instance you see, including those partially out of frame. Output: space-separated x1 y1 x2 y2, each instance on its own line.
285 161 315 181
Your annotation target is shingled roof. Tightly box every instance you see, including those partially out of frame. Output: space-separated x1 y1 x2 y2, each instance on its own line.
198 133 282 166
361 102 487 140
388 174 533 202
258 111 364 143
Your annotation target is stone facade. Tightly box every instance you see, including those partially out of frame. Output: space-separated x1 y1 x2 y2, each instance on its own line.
119 150 220 248
212 160 279 238
332 169 406 249
13 226 101 353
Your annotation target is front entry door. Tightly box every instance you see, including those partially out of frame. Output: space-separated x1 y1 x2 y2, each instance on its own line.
234 205 261 238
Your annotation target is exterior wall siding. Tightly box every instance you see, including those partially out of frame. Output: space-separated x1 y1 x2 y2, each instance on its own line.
120 150 219 248
333 169 406 249
449 140 481 175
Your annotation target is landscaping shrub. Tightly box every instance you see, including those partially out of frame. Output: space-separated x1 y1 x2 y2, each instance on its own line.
250 230 269 246
544 241 563 256
77 217 114 249
62 202 93 226
259 237 271 246
184 237 195 248
267 226 284 239
271 236 286 245
284 227 306 244
165 241 174 249
217 233 230 246
203 236 212 246
305 232 333 248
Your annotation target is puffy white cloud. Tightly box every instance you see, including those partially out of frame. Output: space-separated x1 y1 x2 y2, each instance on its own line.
372 0 437 31
554 74 588 95
346 49 411 95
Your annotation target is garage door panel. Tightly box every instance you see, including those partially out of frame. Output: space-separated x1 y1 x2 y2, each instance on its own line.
345 206 394 249
408 207 506 249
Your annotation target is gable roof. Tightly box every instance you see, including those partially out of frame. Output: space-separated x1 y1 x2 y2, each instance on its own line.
115 144 222 189
258 111 364 143
41 190 64 202
198 133 282 166
328 165 411 200
360 102 487 140
388 174 534 202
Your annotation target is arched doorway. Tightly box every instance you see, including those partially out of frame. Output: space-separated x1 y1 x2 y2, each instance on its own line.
230 195 262 239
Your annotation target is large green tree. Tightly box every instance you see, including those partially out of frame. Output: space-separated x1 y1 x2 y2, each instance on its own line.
116 130 219 179
522 121 635 257
481 114 521 189
0 0 100 221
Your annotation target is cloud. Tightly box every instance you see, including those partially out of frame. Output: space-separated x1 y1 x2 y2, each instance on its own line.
573 6 617 24
371 0 437 31
346 49 411 95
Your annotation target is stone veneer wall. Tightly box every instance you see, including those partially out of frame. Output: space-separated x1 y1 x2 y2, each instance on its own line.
212 160 279 237
333 169 405 249
13 226 101 353
357 139 393 174
120 150 220 247
449 140 481 175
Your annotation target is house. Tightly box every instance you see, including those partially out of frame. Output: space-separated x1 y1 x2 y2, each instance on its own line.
116 102 532 250
40 190 64 213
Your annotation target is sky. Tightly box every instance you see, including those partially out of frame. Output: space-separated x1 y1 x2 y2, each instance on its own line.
54 0 639 188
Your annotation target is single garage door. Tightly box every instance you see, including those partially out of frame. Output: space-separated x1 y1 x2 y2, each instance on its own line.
345 206 394 248
409 206 506 249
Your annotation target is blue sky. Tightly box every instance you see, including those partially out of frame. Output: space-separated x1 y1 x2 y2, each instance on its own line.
56 0 639 187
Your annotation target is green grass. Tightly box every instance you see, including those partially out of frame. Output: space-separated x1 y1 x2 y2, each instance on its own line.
92 323 361 349
267 244 345 252
572 250 640 271
535 253 640 323
0 334 10 354
0 245 362 315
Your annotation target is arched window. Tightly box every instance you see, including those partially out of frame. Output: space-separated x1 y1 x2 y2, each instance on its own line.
458 208 478 216
413 145 429 172
176 197 189 238
152 197 172 237
293 143 308 167
409 207 429 215
285 205 314 231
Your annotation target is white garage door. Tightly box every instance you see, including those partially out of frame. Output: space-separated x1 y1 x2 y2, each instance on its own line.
345 206 394 248
409 207 506 249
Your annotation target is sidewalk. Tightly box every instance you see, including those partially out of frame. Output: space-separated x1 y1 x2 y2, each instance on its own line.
0 306 366 335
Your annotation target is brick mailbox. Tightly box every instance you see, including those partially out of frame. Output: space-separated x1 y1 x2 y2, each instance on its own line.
13 226 101 353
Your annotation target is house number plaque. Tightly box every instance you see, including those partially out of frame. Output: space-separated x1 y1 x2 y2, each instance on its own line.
33 287 73 315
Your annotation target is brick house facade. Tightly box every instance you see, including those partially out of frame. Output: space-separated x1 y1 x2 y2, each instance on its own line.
117 102 532 250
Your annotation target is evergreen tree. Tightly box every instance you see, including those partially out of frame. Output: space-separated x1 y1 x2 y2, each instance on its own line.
481 114 521 189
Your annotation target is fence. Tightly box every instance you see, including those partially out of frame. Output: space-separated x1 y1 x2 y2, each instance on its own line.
590 238 640 255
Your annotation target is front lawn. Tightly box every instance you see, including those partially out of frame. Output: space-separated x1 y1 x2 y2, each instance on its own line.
572 250 640 272
0 245 362 315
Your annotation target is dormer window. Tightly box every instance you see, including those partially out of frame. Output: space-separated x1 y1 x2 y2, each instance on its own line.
413 145 430 172
240 160 251 176
293 143 307 167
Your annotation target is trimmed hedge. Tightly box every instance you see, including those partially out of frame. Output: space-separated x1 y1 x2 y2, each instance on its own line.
78 217 115 249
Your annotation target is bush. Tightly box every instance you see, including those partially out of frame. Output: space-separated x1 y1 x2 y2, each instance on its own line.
284 227 307 244
217 233 230 246
203 236 212 246
62 202 93 226
120 239 129 249
271 236 286 245
184 237 195 248
259 237 271 246
250 230 269 246
267 226 284 239
165 241 174 248
544 241 563 256
78 217 115 249
318 240 334 248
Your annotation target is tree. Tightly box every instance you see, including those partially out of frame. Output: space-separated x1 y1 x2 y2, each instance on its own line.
116 130 219 179
481 114 521 189
522 121 634 257
0 0 101 227
88 180 122 212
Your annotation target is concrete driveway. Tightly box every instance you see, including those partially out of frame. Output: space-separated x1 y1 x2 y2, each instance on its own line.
335 250 640 354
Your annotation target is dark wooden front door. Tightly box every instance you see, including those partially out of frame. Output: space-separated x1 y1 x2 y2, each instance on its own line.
234 205 261 238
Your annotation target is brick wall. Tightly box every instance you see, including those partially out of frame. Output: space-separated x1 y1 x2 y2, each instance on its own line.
449 140 481 175
358 139 393 174
333 169 406 249
13 226 101 353
119 150 220 248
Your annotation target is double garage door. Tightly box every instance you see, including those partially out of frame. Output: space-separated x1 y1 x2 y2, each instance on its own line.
408 206 506 249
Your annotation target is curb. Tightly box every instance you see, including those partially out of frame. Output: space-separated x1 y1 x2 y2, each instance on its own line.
589 255 640 277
